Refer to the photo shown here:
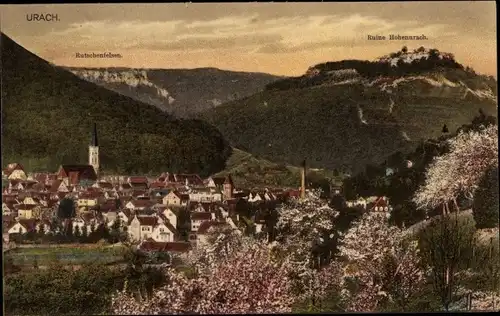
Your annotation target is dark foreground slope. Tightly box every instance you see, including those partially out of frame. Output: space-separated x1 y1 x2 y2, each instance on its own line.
1 33 231 175
200 48 497 173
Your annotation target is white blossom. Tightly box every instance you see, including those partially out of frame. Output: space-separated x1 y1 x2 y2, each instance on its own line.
413 125 498 211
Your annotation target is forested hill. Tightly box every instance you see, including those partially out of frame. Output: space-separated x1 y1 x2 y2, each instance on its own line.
200 47 497 173
1 33 232 176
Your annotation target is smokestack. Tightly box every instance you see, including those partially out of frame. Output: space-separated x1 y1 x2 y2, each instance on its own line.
300 159 306 199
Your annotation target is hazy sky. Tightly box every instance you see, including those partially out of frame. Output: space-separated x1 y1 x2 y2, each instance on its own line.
0 2 496 76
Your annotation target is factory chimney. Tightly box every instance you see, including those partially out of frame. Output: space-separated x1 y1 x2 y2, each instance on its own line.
300 159 306 199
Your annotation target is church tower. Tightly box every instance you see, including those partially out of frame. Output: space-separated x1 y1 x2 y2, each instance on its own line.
89 123 100 176
223 174 234 200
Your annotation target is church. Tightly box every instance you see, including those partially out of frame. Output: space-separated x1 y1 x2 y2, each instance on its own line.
56 123 99 186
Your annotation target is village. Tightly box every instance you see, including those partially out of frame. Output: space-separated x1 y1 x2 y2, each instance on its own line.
2 125 392 257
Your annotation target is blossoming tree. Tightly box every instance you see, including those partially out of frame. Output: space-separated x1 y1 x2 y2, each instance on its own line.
339 212 425 312
112 233 297 314
413 124 498 214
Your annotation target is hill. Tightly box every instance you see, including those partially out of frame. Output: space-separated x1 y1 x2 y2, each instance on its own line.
214 148 340 190
199 47 497 173
1 33 232 176
66 67 282 118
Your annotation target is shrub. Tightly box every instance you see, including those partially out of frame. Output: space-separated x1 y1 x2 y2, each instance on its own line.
472 166 499 229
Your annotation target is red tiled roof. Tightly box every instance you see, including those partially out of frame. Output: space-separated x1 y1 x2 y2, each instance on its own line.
3 163 24 176
100 200 118 212
58 165 97 183
79 191 102 199
137 216 158 226
129 176 148 184
197 220 228 234
150 181 165 189
209 177 226 186
131 189 148 197
130 199 154 208
120 183 132 190
17 204 37 210
191 212 212 221
97 181 113 189
173 174 204 186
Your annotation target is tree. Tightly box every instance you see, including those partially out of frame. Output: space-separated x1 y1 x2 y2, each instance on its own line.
275 190 340 268
472 166 499 229
338 212 425 312
81 225 89 243
413 125 498 214
74 225 81 240
57 198 76 219
418 214 477 311
401 46 408 53
37 223 45 240
109 217 122 244
113 238 297 314
58 198 76 239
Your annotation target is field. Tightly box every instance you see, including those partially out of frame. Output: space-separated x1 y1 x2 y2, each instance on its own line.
5 244 126 268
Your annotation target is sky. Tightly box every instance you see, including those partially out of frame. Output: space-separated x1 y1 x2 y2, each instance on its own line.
0 2 496 77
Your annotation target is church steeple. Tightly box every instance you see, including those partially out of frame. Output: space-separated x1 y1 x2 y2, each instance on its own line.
91 122 98 146
89 123 100 176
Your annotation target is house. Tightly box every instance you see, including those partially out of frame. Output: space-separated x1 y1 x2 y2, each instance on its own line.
190 212 213 232
9 180 26 192
149 182 166 190
57 165 97 186
21 196 40 207
103 211 118 227
190 201 216 213
117 209 132 225
93 181 113 190
157 172 176 184
18 204 42 220
125 199 154 211
331 186 342 196
104 190 119 199
119 183 133 193
162 191 189 207
2 202 15 215
248 192 265 203
128 215 158 241
173 174 204 187
189 188 223 203
206 176 226 189
152 219 177 242
77 191 102 207
3 163 27 180
286 189 301 200
264 191 276 201
7 219 37 235
128 176 149 190
346 197 367 209
161 208 178 228
49 179 71 193
369 196 391 212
